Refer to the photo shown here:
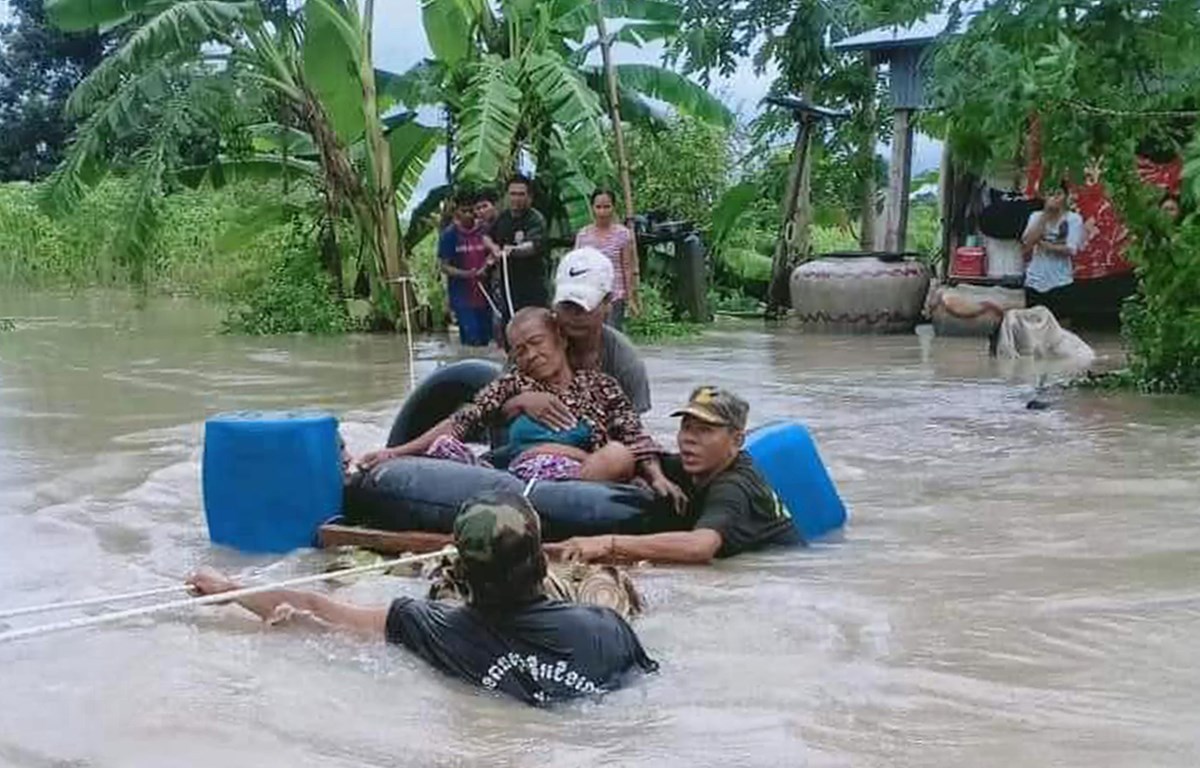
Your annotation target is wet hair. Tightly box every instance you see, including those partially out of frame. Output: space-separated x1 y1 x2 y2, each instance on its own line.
590 188 616 206
507 173 534 194
453 491 547 609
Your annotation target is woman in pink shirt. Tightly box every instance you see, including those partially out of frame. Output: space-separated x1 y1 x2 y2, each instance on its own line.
574 189 637 329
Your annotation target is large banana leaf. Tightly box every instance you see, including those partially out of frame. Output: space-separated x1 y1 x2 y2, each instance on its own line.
303 0 366 146
615 64 734 128
112 141 165 285
544 136 596 230
43 0 153 32
709 182 759 247
40 63 181 216
404 184 452 251
421 0 472 66
248 122 319 156
582 68 664 128
65 1 260 118
386 121 442 208
551 0 681 37
526 53 610 170
456 55 522 183
178 155 321 188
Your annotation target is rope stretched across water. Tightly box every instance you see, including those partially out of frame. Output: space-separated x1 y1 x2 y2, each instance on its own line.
0 584 190 620
0 547 456 646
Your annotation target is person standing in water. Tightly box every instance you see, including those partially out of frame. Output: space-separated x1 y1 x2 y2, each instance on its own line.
473 187 500 234
438 191 493 347
487 175 549 326
574 189 637 329
187 492 658 707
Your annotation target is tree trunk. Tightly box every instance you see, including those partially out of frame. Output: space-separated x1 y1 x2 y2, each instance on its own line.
884 108 914 253
360 0 407 328
859 61 878 251
767 117 813 316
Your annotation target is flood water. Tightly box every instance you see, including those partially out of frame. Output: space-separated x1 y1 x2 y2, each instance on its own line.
1 289 1199 767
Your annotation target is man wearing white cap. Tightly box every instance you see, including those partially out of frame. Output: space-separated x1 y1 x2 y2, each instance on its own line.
502 247 651 431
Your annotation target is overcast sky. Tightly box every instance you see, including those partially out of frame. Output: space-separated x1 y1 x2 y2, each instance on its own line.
2 0 941 194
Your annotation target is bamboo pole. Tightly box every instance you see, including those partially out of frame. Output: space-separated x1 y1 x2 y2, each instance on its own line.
595 7 641 313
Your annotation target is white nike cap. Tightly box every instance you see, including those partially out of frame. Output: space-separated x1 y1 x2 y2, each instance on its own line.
553 247 614 312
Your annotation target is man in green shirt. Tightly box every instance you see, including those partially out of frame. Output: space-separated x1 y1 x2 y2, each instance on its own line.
487 174 550 324
553 386 802 564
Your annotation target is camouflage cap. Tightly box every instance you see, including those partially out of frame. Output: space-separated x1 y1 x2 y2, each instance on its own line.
670 385 749 430
453 492 542 569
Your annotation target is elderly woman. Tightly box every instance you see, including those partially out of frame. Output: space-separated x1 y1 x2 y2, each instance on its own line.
358 309 682 498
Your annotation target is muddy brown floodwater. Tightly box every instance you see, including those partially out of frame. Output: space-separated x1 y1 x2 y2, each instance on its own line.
1 290 1199 767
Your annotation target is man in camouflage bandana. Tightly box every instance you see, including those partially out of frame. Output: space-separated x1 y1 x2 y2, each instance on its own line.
188 491 657 706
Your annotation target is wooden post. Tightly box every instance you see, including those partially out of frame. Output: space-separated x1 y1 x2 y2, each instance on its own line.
884 107 914 253
766 115 812 315
859 61 878 251
595 7 641 311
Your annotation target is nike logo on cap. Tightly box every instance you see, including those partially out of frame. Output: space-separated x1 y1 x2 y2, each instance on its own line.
568 268 589 277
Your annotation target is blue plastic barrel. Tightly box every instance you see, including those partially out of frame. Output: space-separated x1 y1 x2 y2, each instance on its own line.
202 411 343 553
745 421 847 541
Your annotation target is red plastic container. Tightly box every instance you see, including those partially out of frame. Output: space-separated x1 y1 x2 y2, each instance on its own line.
951 246 987 277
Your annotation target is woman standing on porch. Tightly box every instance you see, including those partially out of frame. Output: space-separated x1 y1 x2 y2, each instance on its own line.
575 189 637 329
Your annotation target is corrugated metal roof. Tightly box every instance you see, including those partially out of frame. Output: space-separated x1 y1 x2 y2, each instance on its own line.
833 1 986 53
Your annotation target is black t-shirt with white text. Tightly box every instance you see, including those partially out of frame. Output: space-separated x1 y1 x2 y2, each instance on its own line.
663 452 803 557
490 208 549 308
385 596 658 706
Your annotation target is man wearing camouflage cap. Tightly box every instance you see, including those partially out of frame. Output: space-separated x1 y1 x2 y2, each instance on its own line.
187 491 657 706
555 386 801 564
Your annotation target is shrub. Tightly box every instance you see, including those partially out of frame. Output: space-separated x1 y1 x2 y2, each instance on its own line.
219 226 352 335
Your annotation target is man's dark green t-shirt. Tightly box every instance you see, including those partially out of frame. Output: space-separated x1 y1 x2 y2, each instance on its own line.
491 207 549 308
663 452 802 557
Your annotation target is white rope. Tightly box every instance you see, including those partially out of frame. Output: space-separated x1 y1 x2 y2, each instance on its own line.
386 276 418 390
0 546 456 645
0 584 189 620
500 249 516 320
477 280 503 319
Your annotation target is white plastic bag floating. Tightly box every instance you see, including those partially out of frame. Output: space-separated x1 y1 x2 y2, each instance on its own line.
995 306 1095 363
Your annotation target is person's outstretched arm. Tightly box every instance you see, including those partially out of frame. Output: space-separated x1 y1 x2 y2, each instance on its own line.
551 530 722 566
187 569 388 639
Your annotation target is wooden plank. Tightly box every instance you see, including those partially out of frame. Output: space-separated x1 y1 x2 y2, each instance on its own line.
318 524 452 555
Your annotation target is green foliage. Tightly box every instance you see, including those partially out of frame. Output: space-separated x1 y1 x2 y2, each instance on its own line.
220 229 352 335
409 0 732 233
0 0 110 181
407 232 450 331
930 0 1200 182
1120 210 1200 394
928 0 1200 393
624 115 730 231
625 279 701 342
0 177 326 303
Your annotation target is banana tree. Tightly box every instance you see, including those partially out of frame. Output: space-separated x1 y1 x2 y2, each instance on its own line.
40 0 435 324
390 0 733 233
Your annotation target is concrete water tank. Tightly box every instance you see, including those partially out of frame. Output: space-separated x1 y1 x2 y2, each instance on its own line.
790 253 931 334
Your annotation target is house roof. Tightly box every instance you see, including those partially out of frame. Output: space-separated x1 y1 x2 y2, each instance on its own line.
833 2 986 53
